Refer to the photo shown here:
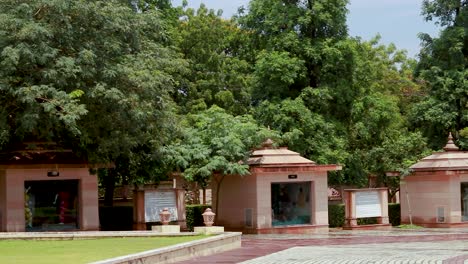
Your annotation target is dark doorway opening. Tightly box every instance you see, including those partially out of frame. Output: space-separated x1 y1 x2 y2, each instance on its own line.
462 182 468 222
271 182 311 226
25 180 79 231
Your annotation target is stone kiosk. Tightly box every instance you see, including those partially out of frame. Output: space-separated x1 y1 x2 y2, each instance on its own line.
401 133 468 227
214 139 341 234
0 143 99 232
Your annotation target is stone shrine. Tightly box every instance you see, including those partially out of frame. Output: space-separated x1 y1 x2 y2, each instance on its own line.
214 139 341 234
401 133 468 227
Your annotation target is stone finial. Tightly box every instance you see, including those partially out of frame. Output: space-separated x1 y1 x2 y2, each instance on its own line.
443 132 459 151
159 208 171 225
261 138 274 149
202 208 215 227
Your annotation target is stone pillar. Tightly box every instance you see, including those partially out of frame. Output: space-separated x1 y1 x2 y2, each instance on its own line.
344 191 357 227
133 189 146 230
80 173 99 231
0 170 6 232
377 189 389 225
5 170 25 232
175 189 187 229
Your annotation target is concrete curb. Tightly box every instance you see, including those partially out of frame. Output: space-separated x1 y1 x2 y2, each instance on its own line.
90 232 242 264
0 231 199 240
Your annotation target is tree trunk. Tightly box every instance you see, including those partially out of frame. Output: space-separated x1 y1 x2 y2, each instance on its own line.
202 188 206 204
103 168 117 207
214 174 225 222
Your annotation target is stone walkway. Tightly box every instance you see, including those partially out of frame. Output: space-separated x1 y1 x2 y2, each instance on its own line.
176 228 468 264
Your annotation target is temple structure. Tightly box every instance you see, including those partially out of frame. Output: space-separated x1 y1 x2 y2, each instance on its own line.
214 139 341 234
401 133 468 227
0 143 99 232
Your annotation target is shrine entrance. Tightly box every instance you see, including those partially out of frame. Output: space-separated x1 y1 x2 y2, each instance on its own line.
271 182 311 226
25 180 79 231
462 182 468 222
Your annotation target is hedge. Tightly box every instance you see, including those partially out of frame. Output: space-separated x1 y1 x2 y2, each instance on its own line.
328 204 345 227
186 204 211 231
99 206 133 231
328 203 401 227
388 203 401 226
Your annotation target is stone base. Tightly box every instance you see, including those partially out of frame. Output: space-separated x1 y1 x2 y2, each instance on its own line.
342 224 392 230
194 226 224 234
152 225 181 233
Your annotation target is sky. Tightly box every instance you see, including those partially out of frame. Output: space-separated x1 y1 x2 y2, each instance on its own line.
171 0 441 59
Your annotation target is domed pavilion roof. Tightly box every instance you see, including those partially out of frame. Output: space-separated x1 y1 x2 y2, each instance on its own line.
248 147 316 166
410 133 468 172
247 138 315 166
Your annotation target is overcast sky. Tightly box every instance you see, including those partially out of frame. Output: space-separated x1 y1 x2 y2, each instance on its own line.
171 0 441 59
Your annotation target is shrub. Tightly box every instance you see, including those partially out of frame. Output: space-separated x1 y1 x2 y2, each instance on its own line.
388 203 401 226
328 204 345 227
357 217 378 225
186 204 211 231
99 206 133 231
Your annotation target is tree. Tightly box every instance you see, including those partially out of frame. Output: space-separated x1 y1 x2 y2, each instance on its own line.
253 97 347 165
336 38 429 188
163 106 273 214
170 4 253 115
411 0 467 148
0 0 186 201
237 0 349 101
236 0 428 188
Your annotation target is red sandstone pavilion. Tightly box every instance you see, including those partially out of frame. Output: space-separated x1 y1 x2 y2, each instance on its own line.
402 133 468 227
0 143 100 232
214 139 342 234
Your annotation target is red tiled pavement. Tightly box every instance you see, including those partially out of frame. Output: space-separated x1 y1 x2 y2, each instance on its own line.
175 233 468 264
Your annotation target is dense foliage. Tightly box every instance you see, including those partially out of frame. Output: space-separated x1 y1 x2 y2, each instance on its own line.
186 204 212 231
412 0 468 148
0 0 463 199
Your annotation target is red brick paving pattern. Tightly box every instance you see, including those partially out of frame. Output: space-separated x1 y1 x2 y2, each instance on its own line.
175 233 468 264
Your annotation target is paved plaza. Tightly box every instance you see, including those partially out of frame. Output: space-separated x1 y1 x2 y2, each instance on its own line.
240 240 468 264
177 228 468 264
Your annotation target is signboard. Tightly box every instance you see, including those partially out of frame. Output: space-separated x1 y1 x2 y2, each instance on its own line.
355 191 381 218
144 190 178 222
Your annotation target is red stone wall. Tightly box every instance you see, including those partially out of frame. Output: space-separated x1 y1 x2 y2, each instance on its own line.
214 170 329 233
401 171 464 226
0 167 99 232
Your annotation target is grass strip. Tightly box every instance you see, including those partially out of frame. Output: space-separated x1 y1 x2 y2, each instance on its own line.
0 235 208 264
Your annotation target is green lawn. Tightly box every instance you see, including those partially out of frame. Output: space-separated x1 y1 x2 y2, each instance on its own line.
0 235 208 264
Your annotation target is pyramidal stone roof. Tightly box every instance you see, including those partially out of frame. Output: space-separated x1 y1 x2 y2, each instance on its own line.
410 133 468 171
247 139 316 166
248 147 316 166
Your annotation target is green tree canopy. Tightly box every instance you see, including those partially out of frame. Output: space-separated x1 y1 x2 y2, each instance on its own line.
162 106 273 211
238 0 349 100
0 0 186 184
412 0 467 148
170 4 252 115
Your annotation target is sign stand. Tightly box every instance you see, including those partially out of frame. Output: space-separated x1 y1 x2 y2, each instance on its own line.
133 182 186 230
343 188 391 230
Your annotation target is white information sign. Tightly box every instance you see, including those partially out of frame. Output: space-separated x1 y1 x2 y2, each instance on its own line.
144 190 178 222
355 191 381 218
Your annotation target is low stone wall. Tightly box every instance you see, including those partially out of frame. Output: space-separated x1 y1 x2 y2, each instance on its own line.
90 232 242 264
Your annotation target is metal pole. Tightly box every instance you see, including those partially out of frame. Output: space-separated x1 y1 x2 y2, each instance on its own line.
404 180 413 225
